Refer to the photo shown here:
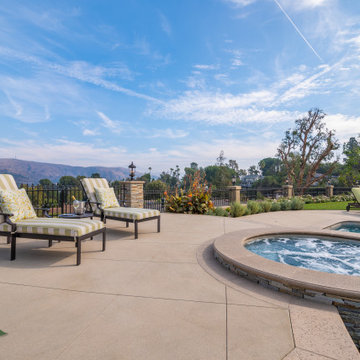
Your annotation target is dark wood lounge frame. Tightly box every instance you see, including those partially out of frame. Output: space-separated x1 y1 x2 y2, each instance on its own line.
0 211 106 266
346 188 360 212
346 202 360 211
83 196 160 239
101 212 160 239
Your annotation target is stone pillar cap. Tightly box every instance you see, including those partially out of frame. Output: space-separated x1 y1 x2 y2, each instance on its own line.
121 181 145 184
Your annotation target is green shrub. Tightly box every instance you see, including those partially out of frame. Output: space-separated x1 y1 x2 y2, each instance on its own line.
244 208 252 216
262 201 272 212
291 197 304 210
280 200 292 211
214 207 228 217
206 209 216 216
270 201 281 211
247 200 260 214
230 202 246 217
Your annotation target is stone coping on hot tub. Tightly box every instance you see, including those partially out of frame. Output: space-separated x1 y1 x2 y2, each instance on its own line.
213 227 360 301
326 220 360 231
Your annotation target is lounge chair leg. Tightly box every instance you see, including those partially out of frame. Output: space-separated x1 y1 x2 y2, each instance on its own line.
10 235 16 261
126 221 129 228
157 216 160 233
7 236 10 244
134 220 138 239
76 238 81 265
102 231 106 251
48 240 53 247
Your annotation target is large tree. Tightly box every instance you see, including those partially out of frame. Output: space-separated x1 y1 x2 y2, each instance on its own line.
277 108 339 194
339 136 360 186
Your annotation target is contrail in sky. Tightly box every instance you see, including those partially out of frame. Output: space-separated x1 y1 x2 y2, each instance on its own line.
273 0 323 62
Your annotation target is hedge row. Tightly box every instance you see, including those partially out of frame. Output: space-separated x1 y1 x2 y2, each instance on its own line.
207 198 304 218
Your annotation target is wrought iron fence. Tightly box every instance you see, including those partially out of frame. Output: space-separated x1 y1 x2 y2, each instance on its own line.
20 184 127 216
333 187 352 195
240 187 282 202
294 187 326 196
294 187 352 196
211 188 230 206
143 189 166 212
18 184 355 217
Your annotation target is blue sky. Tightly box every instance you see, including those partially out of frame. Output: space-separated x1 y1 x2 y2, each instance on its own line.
1 0 360 173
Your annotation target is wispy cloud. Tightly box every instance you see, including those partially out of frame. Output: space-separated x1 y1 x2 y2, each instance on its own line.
226 49 244 68
96 111 122 133
0 138 127 167
149 129 188 139
83 129 99 136
193 64 218 70
225 0 257 7
0 46 161 103
148 89 295 125
159 12 172 36
280 0 330 11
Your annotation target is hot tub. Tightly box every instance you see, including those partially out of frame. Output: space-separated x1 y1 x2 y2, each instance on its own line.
245 234 360 276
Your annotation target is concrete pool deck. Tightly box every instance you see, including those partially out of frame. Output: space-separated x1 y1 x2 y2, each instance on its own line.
0 210 359 359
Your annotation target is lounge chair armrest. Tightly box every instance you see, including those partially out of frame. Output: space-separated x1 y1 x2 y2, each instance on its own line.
89 201 102 206
0 212 14 217
86 200 104 212
34 207 51 218
0 213 16 229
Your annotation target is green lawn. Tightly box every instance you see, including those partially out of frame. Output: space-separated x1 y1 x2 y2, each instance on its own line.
303 201 353 210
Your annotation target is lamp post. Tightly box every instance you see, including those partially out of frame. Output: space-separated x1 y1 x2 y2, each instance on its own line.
232 176 236 186
128 162 136 181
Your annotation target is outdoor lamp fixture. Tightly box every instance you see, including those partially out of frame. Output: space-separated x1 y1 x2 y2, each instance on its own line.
232 176 236 186
128 161 136 181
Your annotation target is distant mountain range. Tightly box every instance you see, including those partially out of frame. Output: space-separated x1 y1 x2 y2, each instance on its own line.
0 158 131 184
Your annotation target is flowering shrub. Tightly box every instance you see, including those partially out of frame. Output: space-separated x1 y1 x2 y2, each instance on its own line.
300 193 354 204
165 171 214 214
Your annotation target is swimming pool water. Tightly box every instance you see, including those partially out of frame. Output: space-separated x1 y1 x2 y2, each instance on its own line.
333 222 360 234
246 235 360 276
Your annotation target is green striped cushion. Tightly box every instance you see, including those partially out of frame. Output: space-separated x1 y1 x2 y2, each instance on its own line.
0 218 104 237
103 207 160 220
0 223 11 232
81 178 109 215
0 174 19 224
352 188 360 203
0 174 18 191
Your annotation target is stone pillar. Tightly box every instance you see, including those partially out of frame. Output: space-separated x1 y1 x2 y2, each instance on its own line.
326 184 334 198
282 184 293 198
228 186 242 203
122 181 145 208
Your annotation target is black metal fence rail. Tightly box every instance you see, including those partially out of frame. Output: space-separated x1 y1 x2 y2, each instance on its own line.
294 187 352 196
211 188 230 207
241 187 282 202
333 187 352 195
18 184 355 216
143 189 168 212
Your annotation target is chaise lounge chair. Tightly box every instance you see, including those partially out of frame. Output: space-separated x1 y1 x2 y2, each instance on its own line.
346 187 360 212
80 178 160 239
0 174 106 265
